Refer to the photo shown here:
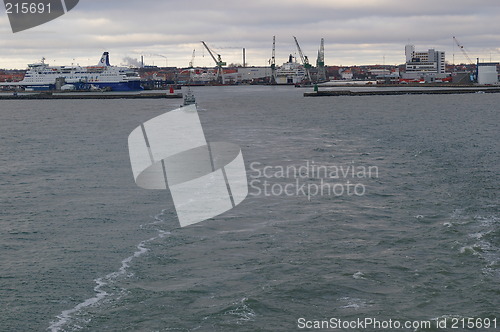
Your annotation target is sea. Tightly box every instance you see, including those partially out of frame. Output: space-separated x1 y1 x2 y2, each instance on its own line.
0 86 498 331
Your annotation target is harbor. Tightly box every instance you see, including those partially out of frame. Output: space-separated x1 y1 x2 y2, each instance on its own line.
1 40 499 92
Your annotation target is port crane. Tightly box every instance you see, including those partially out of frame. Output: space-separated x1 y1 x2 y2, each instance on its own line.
188 49 195 68
269 36 277 84
293 36 312 83
453 36 477 82
201 41 226 83
316 38 326 83
453 36 474 65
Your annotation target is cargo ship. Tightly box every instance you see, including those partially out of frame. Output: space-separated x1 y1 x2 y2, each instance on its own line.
6 52 142 91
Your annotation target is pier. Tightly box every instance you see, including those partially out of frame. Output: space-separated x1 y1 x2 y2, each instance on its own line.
304 87 500 97
0 92 183 100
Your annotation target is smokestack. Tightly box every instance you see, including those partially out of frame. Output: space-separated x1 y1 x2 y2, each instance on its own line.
243 48 246 68
141 55 144 68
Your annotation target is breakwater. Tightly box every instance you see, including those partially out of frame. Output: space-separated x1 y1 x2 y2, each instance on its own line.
0 92 182 100
304 87 500 97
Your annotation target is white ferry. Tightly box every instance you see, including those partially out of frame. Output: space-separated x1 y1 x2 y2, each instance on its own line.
275 55 306 84
6 52 142 91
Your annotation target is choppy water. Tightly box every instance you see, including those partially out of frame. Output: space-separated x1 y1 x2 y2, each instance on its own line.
0 86 498 331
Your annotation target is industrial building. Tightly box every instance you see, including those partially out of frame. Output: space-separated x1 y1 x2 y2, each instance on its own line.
477 62 499 85
224 67 272 84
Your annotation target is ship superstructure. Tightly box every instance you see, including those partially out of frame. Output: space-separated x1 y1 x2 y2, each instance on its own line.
275 55 306 84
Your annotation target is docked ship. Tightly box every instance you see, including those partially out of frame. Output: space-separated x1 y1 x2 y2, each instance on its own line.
15 52 142 91
275 55 307 84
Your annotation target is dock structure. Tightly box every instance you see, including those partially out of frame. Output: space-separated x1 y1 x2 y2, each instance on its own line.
304 87 500 97
0 92 183 100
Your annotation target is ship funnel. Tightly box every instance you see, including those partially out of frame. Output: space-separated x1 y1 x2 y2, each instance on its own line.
98 52 111 67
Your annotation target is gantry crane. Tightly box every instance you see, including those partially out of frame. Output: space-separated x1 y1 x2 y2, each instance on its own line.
201 41 226 83
293 36 312 83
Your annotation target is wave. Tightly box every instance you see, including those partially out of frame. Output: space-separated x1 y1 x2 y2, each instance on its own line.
450 210 499 277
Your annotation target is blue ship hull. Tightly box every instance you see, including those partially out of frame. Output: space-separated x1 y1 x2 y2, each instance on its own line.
25 81 143 92
26 85 55 91
93 81 143 91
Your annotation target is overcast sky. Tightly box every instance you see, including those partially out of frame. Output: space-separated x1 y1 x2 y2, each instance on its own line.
1 0 499 69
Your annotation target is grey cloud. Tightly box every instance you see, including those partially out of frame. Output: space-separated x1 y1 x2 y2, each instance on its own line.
1 0 499 68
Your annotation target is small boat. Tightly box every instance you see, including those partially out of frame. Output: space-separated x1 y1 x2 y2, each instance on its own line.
182 87 196 106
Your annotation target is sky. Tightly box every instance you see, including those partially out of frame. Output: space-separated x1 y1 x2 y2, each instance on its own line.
1 0 500 69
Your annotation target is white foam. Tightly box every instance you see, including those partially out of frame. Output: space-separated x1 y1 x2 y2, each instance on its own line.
224 297 256 324
48 211 172 332
338 296 369 310
455 214 499 279
469 232 485 239
459 245 479 255
476 215 498 227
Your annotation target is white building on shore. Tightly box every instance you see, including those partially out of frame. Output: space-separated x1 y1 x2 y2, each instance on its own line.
403 45 447 81
477 63 499 85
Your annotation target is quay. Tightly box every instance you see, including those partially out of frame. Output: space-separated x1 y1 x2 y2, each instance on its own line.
304 87 500 97
0 92 183 100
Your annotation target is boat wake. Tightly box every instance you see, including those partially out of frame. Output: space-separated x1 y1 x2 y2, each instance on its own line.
48 210 172 332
